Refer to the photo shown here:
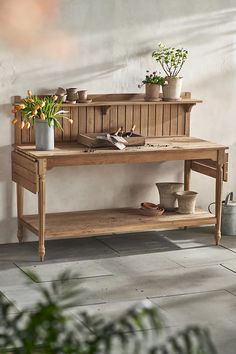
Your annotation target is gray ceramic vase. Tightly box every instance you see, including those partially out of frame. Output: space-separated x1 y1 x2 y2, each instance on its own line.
35 119 54 151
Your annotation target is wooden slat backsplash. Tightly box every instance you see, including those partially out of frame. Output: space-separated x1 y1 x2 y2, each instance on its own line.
14 98 194 145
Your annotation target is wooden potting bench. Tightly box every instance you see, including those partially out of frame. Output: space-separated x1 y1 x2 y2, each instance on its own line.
11 93 228 261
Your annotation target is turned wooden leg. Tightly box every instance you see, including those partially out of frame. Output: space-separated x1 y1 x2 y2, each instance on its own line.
38 174 46 261
184 160 191 191
183 160 191 229
215 155 223 245
17 184 24 243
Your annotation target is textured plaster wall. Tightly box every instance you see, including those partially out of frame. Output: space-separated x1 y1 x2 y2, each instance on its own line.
0 0 235 243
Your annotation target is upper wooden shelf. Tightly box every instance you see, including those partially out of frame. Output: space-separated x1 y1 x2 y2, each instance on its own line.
62 98 202 108
14 92 201 107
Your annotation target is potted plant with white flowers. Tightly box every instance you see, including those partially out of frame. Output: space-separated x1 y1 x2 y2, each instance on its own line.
12 90 73 151
152 43 188 101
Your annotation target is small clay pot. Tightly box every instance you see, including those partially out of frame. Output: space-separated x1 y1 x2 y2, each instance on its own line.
140 202 165 217
78 90 88 101
141 202 158 209
145 84 161 101
156 182 184 211
66 88 78 102
176 191 198 214
56 87 66 96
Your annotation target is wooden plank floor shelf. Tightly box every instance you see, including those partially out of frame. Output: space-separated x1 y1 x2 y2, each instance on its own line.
11 93 229 261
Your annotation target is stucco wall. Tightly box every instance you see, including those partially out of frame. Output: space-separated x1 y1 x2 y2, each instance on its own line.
0 0 235 243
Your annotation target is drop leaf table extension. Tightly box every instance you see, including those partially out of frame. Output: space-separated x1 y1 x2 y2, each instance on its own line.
12 93 229 261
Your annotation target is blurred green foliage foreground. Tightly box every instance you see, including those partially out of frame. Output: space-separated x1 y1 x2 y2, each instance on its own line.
0 270 217 354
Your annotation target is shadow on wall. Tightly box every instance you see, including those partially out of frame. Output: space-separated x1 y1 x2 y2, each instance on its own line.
133 8 236 57
0 144 16 243
17 62 128 90
11 5 236 90
0 102 17 243
60 0 236 34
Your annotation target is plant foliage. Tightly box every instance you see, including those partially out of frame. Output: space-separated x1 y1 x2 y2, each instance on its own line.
0 270 217 354
138 71 166 88
152 43 188 77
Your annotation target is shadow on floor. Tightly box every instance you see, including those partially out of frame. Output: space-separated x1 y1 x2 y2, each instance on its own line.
0 228 217 270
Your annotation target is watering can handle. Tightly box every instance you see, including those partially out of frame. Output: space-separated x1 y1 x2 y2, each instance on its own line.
208 202 215 214
225 192 233 206
208 192 234 214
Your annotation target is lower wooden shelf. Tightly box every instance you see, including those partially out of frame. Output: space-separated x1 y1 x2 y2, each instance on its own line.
21 208 216 240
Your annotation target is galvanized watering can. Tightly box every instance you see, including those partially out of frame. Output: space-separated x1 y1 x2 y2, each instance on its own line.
208 192 236 235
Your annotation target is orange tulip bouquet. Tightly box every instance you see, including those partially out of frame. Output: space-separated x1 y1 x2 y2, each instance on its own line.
12 91 73 150
12 90 73 130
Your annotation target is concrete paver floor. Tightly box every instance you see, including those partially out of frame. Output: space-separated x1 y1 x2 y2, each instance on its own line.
1 226 236 353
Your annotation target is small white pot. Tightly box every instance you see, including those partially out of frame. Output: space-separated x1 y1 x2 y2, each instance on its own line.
162 77 183 101
145 83 161 101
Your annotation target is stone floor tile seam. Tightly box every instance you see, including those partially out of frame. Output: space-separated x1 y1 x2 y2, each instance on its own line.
75 297 150 308
95 237 120 255
115 249 172 256
28 242 38 250
18 274 115 284
223 289 236 297
147 288 226 300
164 257 236 269
18 242 37 251
0 261 18 267
77 318 94 333
72 301 108 308
219 264 236 274
161 258 187 269
17 258 115 279
163 257 194 268
132 265 186 275
83 325 157 335
218 244 236 254
0 291 20 312
25 238 121 257
170 245 213 251
13 263 43 284
0 291 13 304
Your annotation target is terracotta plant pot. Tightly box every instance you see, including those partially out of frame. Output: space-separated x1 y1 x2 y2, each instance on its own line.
140 202 165 217
156 182 184 211
162 77 182 101
176 191 198 214
145 83 161 101
141 202 159 209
